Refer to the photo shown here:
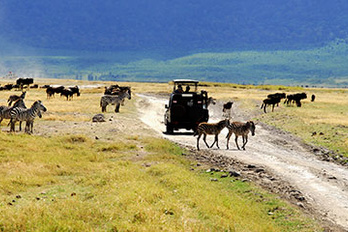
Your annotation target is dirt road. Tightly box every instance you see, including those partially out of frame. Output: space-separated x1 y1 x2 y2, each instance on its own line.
137 94 348 231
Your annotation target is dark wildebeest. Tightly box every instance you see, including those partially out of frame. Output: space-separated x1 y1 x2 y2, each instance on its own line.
104 85 120 95
222 101 233 119
284 92 307 107
260 97 282 113
61 88 75 100
16 78 34 89
7 91 26 106
46 86 65 99
267 93 286 107
69 86 80 97
311 94 316 102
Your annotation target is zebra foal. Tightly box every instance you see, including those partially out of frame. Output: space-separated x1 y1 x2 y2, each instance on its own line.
226 121 256 150
9 100 47 133
100 89 131 113
194 119 229 151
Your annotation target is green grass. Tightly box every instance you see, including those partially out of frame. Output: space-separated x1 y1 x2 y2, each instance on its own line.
254 89 348 158
0 133 322 231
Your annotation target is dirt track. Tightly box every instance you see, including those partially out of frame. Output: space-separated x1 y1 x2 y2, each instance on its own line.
137 93 348 231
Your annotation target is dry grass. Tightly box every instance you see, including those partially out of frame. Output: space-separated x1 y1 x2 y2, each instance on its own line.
0 78 324 231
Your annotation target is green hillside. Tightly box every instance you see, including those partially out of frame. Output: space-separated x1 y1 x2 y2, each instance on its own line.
1 41 348 87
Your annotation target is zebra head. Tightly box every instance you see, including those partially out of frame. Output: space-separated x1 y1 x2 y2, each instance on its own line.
247 121 256 136
33 100 47 118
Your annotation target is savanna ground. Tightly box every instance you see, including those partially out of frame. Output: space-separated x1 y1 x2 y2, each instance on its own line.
0 78 347 231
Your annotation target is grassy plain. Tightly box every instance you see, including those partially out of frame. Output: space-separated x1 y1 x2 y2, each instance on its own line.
1 78 345 231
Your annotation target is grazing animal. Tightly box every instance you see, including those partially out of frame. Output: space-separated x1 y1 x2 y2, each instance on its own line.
46 86 65 99
100 89 131 113
194 119 229 151
267 93 286 106
284 92 307 106
9 100 47 133
0 99 27 129
16 78 34 89
226 121 256 150
60 88 75 100
260 97 282 113
222 101 234 119
7 91 26 106
104 85 120 95
311 94 316 102
69 85 80 97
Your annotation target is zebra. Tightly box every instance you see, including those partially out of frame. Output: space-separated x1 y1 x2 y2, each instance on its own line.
226 121 256 150
194 119 229 151
222 101 233 119
8 91 26 106
9 100 47 133
0 99 27 130
100 88 131 113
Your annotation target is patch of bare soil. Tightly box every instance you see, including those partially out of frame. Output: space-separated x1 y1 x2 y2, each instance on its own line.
137 93 348 232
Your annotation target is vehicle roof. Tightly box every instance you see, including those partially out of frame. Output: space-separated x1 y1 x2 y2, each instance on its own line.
173 79 199 84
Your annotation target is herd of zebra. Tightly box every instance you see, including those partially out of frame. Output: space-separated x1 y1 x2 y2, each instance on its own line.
0 91 47 134
0 83 132 134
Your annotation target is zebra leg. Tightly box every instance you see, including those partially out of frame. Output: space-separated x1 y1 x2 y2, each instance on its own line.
19 121 22 131
226 131 232 149
203 134 210 148
10 119 15 132
210 135 217 148
242 135 248 150
235 135 241 150
197 134 202 151
215 134 220 149
115 103 120 113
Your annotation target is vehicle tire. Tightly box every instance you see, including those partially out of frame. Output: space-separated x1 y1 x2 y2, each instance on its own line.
166 124 174 134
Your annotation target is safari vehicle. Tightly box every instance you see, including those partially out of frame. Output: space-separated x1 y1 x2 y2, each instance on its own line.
164 79 209 134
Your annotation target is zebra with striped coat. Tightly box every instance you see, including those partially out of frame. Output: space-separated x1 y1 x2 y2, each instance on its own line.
100 88 131 113
226 121 256 150
9 100 47 133
0 99 27 130
194 119 229 151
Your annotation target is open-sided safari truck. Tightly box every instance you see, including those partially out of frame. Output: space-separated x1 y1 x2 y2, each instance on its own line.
164 79 210 134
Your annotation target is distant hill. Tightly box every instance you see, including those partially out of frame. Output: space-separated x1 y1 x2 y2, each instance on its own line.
1 41 348 87
1 0 348 53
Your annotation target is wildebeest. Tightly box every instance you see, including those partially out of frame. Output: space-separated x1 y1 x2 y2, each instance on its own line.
104 85 120 95
68 86 80 97
46 86 65 99
284 92 307 107
16 78 34 89
260 92 286 113
60 88 75 100
7 91 26 106
222 101 233 119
